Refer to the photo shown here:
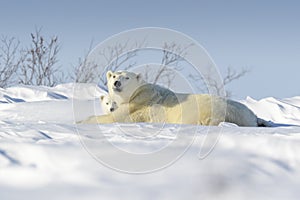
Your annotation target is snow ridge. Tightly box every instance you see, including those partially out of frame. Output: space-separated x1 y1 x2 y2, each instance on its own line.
0 84 300 200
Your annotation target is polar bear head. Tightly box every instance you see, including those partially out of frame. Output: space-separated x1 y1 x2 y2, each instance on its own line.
100 95 118 113
106 70 146 104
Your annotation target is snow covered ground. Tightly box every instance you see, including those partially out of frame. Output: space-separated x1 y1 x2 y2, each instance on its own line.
0 84 300 200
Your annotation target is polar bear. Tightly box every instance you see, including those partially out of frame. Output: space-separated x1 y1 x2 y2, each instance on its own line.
80 71 270 127
100 95 118 113
106 70 146 105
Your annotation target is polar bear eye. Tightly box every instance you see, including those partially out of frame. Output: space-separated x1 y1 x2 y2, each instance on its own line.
106 102 109 105
113 75 116 78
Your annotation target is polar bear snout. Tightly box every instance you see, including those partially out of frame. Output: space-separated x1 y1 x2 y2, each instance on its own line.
113 80 122 92
114 80 121 88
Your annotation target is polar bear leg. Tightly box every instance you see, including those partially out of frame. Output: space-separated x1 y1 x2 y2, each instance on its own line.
77 114 115 124
257 118 273 127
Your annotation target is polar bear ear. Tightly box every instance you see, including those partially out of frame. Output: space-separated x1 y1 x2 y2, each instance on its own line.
106 70 113 79
100 95 105 101
136 73 142 82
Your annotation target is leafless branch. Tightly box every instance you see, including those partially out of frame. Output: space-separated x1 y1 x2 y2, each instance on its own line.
97 39 145 85
70 40 99 83
223 67 249 86
18 28 61 87
151 42 194 87
205 66 249 97
0 36 20 88
71 39 146 86
72 38 248 97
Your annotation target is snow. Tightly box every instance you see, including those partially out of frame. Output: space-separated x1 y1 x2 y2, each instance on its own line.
241 96 300 126
0 83 300 200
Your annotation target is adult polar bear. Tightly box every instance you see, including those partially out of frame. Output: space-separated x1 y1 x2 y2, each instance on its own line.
81 71 269 126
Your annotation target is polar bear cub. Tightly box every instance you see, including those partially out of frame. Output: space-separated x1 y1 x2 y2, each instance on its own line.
100 95 118 113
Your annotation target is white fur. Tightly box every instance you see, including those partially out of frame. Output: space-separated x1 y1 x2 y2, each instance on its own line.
106 70 146 105
81 71 265 127
100 95 118 113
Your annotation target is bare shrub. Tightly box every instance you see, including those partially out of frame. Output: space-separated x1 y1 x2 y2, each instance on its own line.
18 28 62 87
72 40 248 96
0 36 20 88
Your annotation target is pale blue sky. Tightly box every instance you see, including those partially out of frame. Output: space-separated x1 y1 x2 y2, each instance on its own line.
1 0 299 99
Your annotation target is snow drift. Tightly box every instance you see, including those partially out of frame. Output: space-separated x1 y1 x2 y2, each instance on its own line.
0 83 299 200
